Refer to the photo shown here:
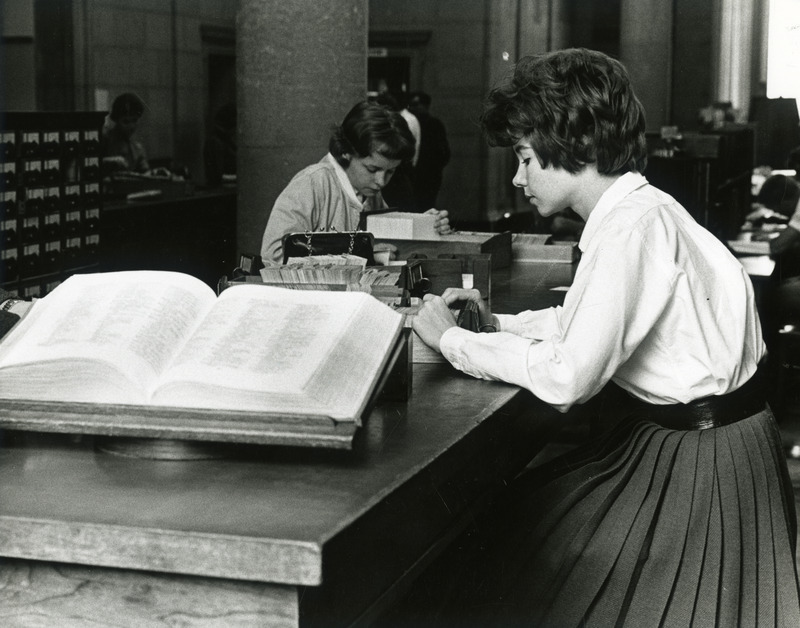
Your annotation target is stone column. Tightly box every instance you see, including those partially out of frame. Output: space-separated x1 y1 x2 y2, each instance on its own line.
236 0 368 257
620 0 673 132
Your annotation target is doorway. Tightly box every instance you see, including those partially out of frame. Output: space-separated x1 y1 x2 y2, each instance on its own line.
367 30 431 97
202 26 236 128
368 56 411 96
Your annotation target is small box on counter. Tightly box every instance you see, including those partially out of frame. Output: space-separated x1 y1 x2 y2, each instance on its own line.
366 211 439 240
512 233 579 264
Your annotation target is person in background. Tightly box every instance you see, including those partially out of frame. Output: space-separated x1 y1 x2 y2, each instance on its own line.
408 91 451 210
374 91 420 210
260 100 450 263
389 90 421 168
101 93 151 175
754 174 800 257
754 173 800 326
204 103 237 187
412 48 800 626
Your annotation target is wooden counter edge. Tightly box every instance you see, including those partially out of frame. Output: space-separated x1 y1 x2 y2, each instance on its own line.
0 515 323 585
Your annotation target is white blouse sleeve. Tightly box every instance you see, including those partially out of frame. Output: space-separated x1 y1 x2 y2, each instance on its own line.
494 308 561 339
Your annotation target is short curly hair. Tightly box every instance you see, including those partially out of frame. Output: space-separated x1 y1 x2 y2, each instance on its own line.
756 174 800 216
110 93 146 122
329 101 415 167
481 48 647 176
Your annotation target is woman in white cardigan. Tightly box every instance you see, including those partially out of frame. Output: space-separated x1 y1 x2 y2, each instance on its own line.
260 100 449 263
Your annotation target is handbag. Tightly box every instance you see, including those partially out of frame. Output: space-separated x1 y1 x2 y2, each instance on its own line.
456 300 481 332
281 231 376 265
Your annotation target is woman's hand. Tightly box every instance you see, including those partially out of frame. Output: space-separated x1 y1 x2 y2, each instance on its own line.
411 294 457 352
440 287 495 329
424 208 452 235
412 288 497 352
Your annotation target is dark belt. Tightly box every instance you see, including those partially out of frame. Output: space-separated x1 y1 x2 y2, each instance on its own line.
638 367 767 431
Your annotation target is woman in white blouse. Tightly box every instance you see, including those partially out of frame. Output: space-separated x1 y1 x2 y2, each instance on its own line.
413 48 800 626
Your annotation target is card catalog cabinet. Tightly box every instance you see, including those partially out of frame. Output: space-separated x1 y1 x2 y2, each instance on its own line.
0 111 106 297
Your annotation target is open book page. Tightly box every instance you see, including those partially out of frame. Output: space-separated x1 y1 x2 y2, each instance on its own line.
0 271 216 404
151 284 404 420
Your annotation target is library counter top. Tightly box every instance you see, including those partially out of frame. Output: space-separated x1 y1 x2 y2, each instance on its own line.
0 260 576 627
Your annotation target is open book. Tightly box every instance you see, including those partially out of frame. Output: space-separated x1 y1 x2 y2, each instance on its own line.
0 271 405 447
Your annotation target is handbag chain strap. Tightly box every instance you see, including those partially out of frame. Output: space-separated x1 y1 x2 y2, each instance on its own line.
303 228 359 255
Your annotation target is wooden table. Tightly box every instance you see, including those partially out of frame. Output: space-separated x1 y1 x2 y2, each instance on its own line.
492 258 576 313
0 261 575 627
101 188 237 289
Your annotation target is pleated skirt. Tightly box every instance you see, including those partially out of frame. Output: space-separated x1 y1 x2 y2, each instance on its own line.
475 407 800 627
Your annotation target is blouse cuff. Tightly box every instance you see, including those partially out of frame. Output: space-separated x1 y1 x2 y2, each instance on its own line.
440 326 534 387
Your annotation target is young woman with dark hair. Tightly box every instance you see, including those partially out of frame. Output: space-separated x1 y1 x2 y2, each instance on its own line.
101 92 150 174
755 173 800 326
260 100 450 263
412 48 800 626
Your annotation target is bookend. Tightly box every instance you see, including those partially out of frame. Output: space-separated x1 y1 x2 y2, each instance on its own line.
374 327 412 403
399 259 428 297
233 253 264 278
